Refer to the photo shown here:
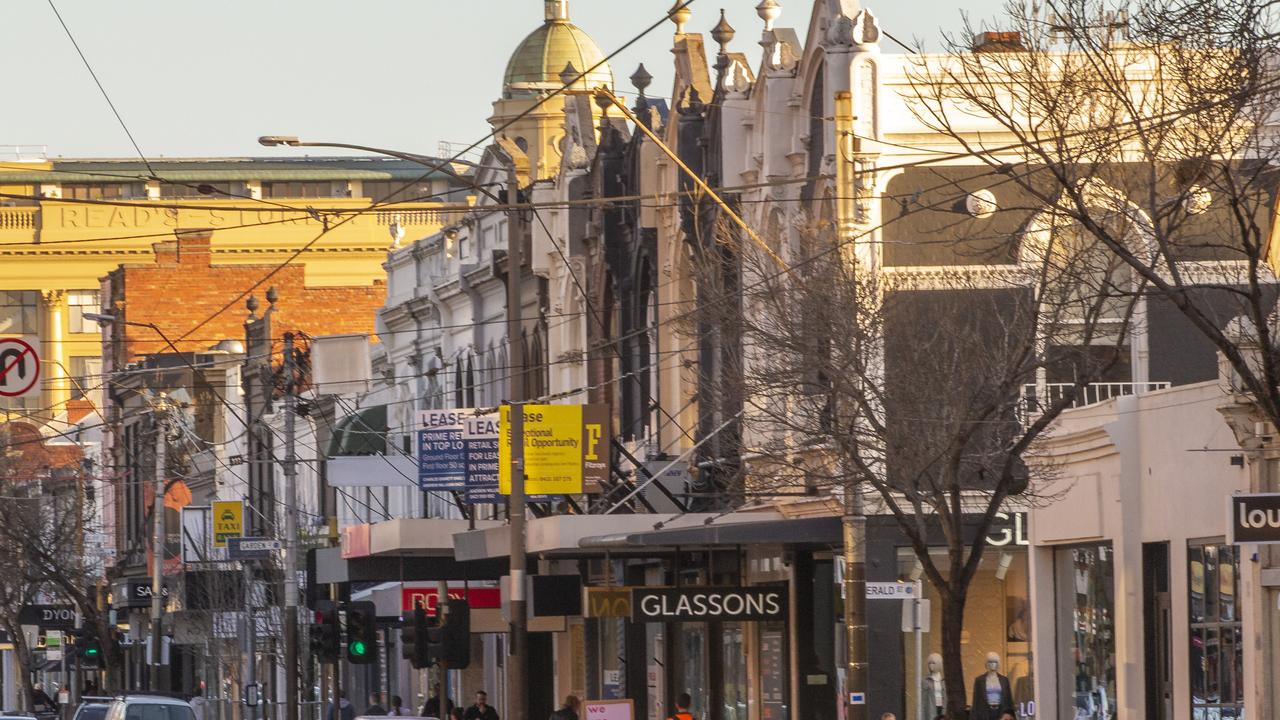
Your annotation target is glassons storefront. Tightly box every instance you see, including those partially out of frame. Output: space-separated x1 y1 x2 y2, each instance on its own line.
896 546 1034 720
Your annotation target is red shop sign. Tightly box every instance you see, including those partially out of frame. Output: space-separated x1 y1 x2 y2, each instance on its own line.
401 587 501 615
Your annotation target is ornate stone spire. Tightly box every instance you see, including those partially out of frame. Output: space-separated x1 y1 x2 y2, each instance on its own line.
545 0 569 22
711 9 736 53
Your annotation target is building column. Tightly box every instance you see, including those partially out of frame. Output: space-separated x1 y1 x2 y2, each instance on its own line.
41 290 68 417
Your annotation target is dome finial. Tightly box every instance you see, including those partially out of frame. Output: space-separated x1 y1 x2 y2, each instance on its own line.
630 64 653 97
756 0 781 31
544 0 569 22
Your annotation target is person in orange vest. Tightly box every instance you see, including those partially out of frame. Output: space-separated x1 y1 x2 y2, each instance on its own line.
668 693 694 720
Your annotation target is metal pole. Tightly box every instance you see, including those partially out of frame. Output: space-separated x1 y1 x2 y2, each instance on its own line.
150 406 167 691
245 562 257 720
914 580 922 720
283 333 300 720
842 488 867 720
504 163 528 720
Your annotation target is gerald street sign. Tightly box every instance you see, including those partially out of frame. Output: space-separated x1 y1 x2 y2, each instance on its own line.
865 582 918 600
227 537 282 560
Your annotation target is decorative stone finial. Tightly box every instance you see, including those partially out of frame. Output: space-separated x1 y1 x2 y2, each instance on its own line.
669 0 692 34
630 64 653 97
560 61 579 88
711 9 736 52
246 294 259 315
265 286 278 306
756 0 781 31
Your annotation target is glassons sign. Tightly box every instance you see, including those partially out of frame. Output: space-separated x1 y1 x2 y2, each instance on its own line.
631 587 787 622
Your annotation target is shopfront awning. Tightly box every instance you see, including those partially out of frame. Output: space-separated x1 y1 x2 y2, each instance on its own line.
453 511 787 561
327 404 387 456
314 545 512 585
579 515 843 548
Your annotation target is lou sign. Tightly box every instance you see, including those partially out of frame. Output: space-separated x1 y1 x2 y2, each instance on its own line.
1229 493 1280 544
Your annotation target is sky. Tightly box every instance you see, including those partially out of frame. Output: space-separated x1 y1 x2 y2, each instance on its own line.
4 0 1009 160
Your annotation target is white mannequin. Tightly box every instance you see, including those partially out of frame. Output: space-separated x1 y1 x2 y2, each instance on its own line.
921 653 945 720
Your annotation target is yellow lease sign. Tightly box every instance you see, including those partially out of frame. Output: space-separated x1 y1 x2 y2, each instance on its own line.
499 404 607 496
212 500 244 548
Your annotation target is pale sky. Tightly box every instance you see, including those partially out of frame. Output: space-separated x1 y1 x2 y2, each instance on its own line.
4 0 1008 160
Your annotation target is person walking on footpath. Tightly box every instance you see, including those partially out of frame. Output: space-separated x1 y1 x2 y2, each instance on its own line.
550 696 580 720
389 696 410 716
423 683 455 719
668 693 695 720
463 691 499 720
327 690 355 720
366 693 388 716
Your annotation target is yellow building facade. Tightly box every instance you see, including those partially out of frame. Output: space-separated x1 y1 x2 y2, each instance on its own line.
0 155 466 424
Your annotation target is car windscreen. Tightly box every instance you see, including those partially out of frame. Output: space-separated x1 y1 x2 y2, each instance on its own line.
124 706 194 720
78 707 108 720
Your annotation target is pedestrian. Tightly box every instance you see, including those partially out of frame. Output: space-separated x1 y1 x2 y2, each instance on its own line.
388 696 410 716
423 683 455 719
327 690 355 720
550 696 580 720
880 714 897 720
667 693 694 720
366 692 388 716
999 712 1017 720
463 691 499 720
449 709 465 720
32 683 56 713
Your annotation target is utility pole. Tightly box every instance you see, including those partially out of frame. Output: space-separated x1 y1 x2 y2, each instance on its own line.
149 401 168 691
244 561 258 720
503 161 528 720
283 332 300 720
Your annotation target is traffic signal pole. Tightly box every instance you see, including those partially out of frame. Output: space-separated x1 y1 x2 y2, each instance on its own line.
283 332 300 720
149 404 168 691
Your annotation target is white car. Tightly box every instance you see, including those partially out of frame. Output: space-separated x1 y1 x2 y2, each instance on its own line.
104 696 194 720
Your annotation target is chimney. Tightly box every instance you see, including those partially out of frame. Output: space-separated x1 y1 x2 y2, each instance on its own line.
153 229 213 266
972 31 1025 53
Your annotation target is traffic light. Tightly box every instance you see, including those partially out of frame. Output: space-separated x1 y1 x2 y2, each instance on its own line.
310 600 340 663
68 626 103 669
400 603 430 669
440 599 470 668
426 599 470 669
345 601 378 664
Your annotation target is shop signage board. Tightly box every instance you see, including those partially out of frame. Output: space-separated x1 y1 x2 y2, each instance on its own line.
416 410 469 491
1229 493 1280 544
585 699 633 720
631 586 787 622
865 582 918 599
0 337 40 399
499 404 610 496
584 587 633 618
211 500 244 548
17 605 75 629
463 412 501 503
400 586 501 615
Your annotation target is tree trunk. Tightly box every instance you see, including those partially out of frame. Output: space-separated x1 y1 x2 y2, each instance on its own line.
941 590 969 720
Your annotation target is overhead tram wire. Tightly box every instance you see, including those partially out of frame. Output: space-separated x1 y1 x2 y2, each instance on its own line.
173 1 699 345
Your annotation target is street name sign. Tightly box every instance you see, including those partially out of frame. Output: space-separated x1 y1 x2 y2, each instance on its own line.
227 537 282 560
865 582 918 599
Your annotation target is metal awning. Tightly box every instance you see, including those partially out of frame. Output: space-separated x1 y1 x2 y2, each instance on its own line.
580 515 843 548
327 404 387 456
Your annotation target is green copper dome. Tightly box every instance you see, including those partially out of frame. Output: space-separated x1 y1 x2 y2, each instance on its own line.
503 4 613 94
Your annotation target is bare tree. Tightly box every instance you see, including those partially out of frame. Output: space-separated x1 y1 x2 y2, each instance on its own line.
688 178 1145 716
907 0 1280 429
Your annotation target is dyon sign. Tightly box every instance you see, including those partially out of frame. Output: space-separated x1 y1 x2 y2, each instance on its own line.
1229 493 1280 544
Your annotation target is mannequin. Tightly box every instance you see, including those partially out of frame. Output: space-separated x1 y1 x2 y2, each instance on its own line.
969 652 1014 720
920 653 945 720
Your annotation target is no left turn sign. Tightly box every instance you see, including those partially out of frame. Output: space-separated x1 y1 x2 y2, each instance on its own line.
0 337 40 399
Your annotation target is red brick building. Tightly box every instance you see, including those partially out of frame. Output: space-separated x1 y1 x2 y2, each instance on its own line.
100 230 385 368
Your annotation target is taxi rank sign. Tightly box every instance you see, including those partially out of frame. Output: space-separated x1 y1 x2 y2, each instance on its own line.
631 586 787 622
1229 493 1280 544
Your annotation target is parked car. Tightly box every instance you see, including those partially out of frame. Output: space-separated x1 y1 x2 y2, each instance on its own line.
74 698 112 720
104 696 194 720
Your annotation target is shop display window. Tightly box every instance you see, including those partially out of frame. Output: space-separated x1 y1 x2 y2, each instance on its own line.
1188 542 1244 719
1054 544 1116 720
896 547 1033 720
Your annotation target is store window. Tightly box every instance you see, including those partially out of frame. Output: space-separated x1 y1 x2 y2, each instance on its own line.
759 623 788 720
0 290 39 335
159 181 235 198
1188 542 1244 718
897 547 1034 720
68 356 102 402
61 183 145 200
722 623 747 720
261 181 349 198
67 290 100 334
1054 544 1116 720
362 180 436 204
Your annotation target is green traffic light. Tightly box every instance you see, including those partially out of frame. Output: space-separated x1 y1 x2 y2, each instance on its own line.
349 640 367 656
84 648 99 656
